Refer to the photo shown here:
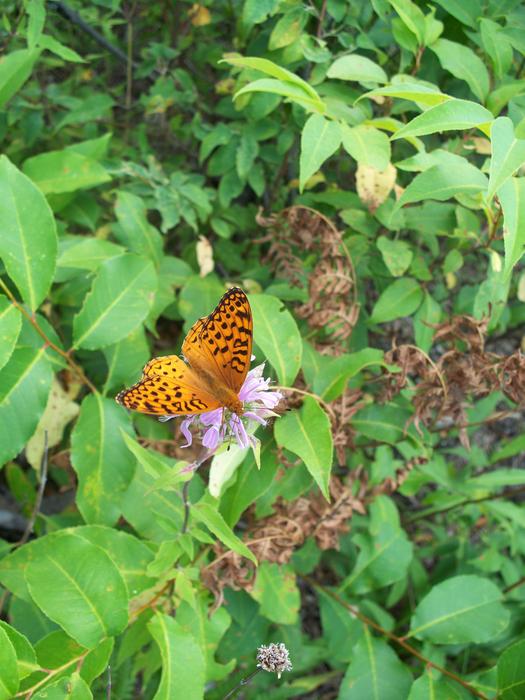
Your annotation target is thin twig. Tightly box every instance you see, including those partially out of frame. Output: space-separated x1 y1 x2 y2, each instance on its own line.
274 385 336 421
181 480 191 534
106 665 111 700
316 0 327 37
17 431 49 548
303 577 490 700
0 279 97 392
222 668 262 700
503 575 525 595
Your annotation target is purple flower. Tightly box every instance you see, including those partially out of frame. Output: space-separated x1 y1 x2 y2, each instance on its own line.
165 364 282 467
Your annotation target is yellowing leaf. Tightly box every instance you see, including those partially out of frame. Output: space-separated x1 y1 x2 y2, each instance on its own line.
189 4 211 26
196 235 214 277
356 162 397 211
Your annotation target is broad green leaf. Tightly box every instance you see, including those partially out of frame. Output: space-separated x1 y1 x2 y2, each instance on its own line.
299 115 341 191
377 236 413 276
251 562 300 625
468 468 525 489
70 394 136 525
236 132 259 180
408 671 470 699
480 18 513 80
192 500 257 564
318 589 361 663
274 396 333 499
369 278 423 323
327 54 388 84
72 253 157 350
430 39 490 103
430 0 478 27
57 237 124 272
498 177 525 278
102 325 150 394
396 163 488 209
250 293 302 385
498 639 525 700
488 118 525 201
0 622 38 680
209 444 249 498
408 575 510 644
38 35 85 63
23 150 111 194
26 532 128 648
341 123 391 170
179 276 226 332
33 630 113 685
313 348 385 401
0 626 19 700
413 292 441 352
0 48 40 109
0 297 21 371
360 83 449 107
268 7 306 49
392 99 493 140
33 673 92 700
351 404 413 444
339 629 413 699
114 191 163 267
0 346 52 468
0 156 58 310
388 0 426 45
27 0 45 48
235 78 324 112
148 613 205 700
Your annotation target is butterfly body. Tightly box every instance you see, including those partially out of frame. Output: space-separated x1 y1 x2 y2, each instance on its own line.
116 287 252 418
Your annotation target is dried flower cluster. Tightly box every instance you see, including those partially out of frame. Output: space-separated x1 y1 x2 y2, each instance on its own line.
256 643 292 678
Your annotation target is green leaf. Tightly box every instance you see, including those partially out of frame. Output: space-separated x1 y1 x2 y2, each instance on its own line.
396 162 488 209
192 500 257 564
299 115 341 191
0 626 19 700
327 54 388 84
38 35 85 63
268 7 306 50
71 394 137 525
408 670 470 699
72 253 157 350
377 236 413 276
498 639 525 700
430 38 490 103
0 297 21 371
251 562 300 625
488 117 525 201
148 613 205 700
388 0 426 45
480 18 513 80
114 191 163 267
360 83 449 107
339 629 413 699
179 276 226 332
27 0 45 49
26 532 128 648
0 156 58 310
274 396 333 499
413 292 441 352
369 278 423 323
250 293 302 385
313 348 385 402
392 99 493 140
103 326 149 394
498 177 525 278
0 48 40 109
58 237 124 272
0 622 38 680
408 575 510 644
33 673 92 700
236 133 259 180
0 345 52 468
23 150 111 194
351 404 413 445
341 124 391 170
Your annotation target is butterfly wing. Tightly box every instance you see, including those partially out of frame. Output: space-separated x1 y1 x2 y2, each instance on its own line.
182 287 253 394
116 355 221 415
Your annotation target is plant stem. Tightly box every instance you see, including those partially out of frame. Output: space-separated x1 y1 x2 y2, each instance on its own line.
222 668 262 700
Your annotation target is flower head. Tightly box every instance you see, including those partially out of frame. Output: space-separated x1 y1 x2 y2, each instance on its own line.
162 363 282 468
256 642 292 679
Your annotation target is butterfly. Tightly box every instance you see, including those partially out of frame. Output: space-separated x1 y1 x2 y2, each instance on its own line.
116 287 253 417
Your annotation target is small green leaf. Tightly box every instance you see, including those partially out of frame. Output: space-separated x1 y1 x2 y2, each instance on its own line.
0 156 58 310
250 293 302 385
103 326 150 395
299 115 341 191
396 162 488 209
0 297 21 371
360 83 449 107
480 18 513 80
58 237 124 272
430 38 490 103
408 575 510 644
33 673 92 700
498 639 525 700
114 191 163 266
327 54 388 84
236 133 259 180
0 622 38 680
413 292 441 352
392 99 493 140
274 396 333 499
369 278 423 323
72 253 157 350
377 236 413 276
0 48 40 109
351 404 413 445
192 500 257 564
70 394 136 526
498 177 525 278
26 532 129 648
388 0 426 45
23 150 111 194
268 7 306 50
251 562 300 625
313 348 385 402
488 117 525 200
148 613 205 700
26 0 45 49
408 670 470 699
341 123 391 170
0 626 19 700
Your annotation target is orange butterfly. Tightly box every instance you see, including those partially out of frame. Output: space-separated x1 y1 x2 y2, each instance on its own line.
116 287 253 417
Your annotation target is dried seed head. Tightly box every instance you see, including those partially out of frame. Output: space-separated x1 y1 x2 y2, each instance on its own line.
256 643 292 679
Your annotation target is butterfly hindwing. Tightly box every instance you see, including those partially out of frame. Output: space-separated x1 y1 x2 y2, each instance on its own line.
182 287 253 394
116 355 221 415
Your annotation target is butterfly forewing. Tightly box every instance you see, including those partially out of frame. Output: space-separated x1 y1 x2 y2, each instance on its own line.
116 355 221 415
182 288 253 394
